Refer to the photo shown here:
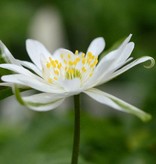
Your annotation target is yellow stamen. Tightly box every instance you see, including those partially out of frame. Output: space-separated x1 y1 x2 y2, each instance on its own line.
75 57 80 63
46 62 51 68
58 63 62 69
54 77 58 80
89 73 93 77
65 67 68 71
81 53 85 57
48 78 53 83
82 58 86 64
55 60 59 64
44 49 98 83
82 67 86 72
68 54 71 59
54 69 59 75
73 61 77 66
88 52 93 58
69 61 73 66
75 50 79 55
87 57 92 64
95 58 98 64
50 60 57 67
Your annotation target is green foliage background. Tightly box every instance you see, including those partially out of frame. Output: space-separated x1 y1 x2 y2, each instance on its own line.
0 0 156 163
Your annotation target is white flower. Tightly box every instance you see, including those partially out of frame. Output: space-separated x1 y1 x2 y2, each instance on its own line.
0 34 154 121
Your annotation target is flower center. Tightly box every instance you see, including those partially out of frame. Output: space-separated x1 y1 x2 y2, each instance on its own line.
43 51 98 84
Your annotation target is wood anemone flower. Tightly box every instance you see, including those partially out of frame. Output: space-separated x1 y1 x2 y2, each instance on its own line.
0 34 154 121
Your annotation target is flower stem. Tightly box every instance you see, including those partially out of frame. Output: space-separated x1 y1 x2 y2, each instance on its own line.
71 94 80 164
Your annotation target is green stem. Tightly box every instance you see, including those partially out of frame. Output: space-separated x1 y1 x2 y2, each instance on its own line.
71 94 80 164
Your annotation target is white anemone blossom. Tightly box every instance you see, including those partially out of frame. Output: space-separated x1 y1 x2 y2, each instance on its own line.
0 34 154 121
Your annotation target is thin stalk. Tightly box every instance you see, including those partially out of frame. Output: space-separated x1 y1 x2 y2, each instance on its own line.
71 94 80 164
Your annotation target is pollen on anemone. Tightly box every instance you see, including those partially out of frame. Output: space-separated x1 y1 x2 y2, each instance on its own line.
42 49 99 91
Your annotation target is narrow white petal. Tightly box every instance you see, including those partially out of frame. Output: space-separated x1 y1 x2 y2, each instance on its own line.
2 74 24 85
0 64 44 83
0 64 34 76
26 39 52 69
22 92 67 111
118 34 132 49
23 92 68 103
0 82 25 88
0 41 20 65
84 88 151 121
1 74 64 93
16 60 42 76
0 82 13 87
97 42 134 74
87 37 105 56
19 76 64 93
25 98 65 111
105 56 155 83
116 42 134 65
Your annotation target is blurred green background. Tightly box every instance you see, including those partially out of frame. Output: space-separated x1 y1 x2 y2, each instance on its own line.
0 0 156 163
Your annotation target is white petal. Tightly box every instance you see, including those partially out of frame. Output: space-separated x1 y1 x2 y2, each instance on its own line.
13 85 65 111
53 48 74 58
1 74 64 93
0 41 20 65
22 92 67 111
0 82 25 88
118 34 132 49
93 42 135 85
60 78 82 93
0 64 35 76
84 88 151 121
117 42 134 63
0 82 13 87
25 98 65 111
16 60 42 76
105 42 134 71
0 64 45 84
13 85 69 111
87 37 105 56
26 39 52 69
52 48 75 66
2 74 24 85
99 34 133 64
0 83 26 89
97 42 134 74
23 92 68 103
105 56 155 83
84 37 134 88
